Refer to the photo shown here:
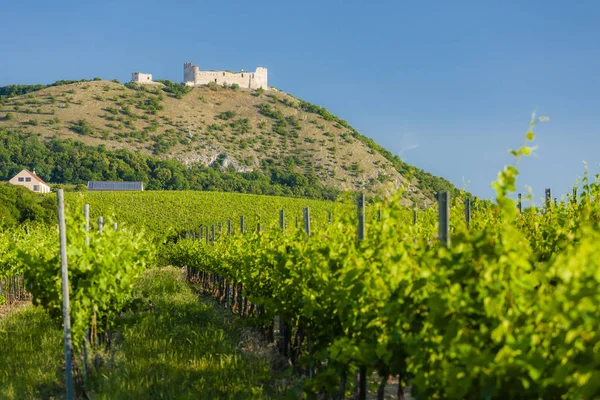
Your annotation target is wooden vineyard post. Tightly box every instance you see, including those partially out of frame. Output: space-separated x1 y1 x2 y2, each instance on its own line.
303 207 310 237
413 205 417 225
279 209 284 231
357 193 365 241
211 225 215 245
84 204 90 246
205 226 209 244
328 210 332 224
437 191 450 247
227 220 232 235
83 204 90 382
377 208 381 222
240 215 245 234
464 197 471 228
98 216 103 234
518 193 522 214
56 189 74 400
545 188 552 209
295 216 299 229
356 193 367 399
217 222 222 236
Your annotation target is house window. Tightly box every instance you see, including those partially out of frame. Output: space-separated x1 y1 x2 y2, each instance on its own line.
33 185 39 192
25 177 31 182
241 73 244 78
18 177 24 182
223 73 225 76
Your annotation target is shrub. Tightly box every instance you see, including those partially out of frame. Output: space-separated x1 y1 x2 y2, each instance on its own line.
252 87 265 97
70 119 95 136
5 112 13 121
216 111 237 120
230 83 240 90
207 81 218 91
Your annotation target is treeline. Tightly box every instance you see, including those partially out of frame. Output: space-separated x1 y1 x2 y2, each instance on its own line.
0 78 103 101
0 128 341 200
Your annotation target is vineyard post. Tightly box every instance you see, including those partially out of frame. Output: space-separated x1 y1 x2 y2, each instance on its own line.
545 188 552 209
205 226 209 244
518 193 522 214
279 209 284 231
240 215 245 234
227 220 232 235
83 204 90 381
217 222 222 237
377 208 381 222
356 194 366 398
84 204 90 246
98 216 103 234
295 216 299 229
56 189 74 400
303 207 311 237
437 191 450 247
357 194 365 241
573 186 578 204
413 205 417 225
464 197 471 228
328 210 332 224
211 225 215 244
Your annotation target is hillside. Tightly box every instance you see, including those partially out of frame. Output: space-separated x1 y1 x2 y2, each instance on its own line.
0 79 460 204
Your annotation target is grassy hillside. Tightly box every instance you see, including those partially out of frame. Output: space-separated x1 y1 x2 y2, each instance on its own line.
0 79 461 204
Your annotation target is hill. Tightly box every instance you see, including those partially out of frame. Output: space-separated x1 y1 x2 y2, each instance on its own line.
0 79 462 203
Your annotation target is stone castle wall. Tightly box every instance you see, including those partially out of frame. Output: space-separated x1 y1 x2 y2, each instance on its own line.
183 63 268 90
131 72 156 84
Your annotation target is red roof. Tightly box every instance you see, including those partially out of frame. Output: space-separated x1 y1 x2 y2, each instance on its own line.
22 169 49 186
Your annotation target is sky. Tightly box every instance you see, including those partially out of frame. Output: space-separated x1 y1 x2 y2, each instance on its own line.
2 0 599 202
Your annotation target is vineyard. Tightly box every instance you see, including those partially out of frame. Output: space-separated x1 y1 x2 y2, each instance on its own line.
2 121 600 399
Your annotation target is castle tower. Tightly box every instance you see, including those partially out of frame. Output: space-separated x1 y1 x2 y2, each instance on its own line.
184 62 197 86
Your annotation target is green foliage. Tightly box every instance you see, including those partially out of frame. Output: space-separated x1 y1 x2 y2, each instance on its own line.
0 307 64 399
70 190 342 239
17 204 152 350
230 83 240 90
0 127 341 201
70 119 95 136
4 112 13 121
252 87 265 97
0 183 56 228
155 79 192 99
258 103 284 120
160 119 600 399
83 267 280 398
216 110 237 120
0 79 96 101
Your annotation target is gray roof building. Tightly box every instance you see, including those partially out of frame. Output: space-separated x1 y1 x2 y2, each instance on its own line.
87 181 144 191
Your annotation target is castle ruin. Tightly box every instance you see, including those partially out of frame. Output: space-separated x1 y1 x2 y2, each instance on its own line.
131 72 160 84
183 63 268 90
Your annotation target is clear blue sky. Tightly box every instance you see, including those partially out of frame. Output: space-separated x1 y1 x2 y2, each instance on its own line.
2 0 599 203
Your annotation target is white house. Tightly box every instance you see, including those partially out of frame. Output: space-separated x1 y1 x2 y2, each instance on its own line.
9 169 51 193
